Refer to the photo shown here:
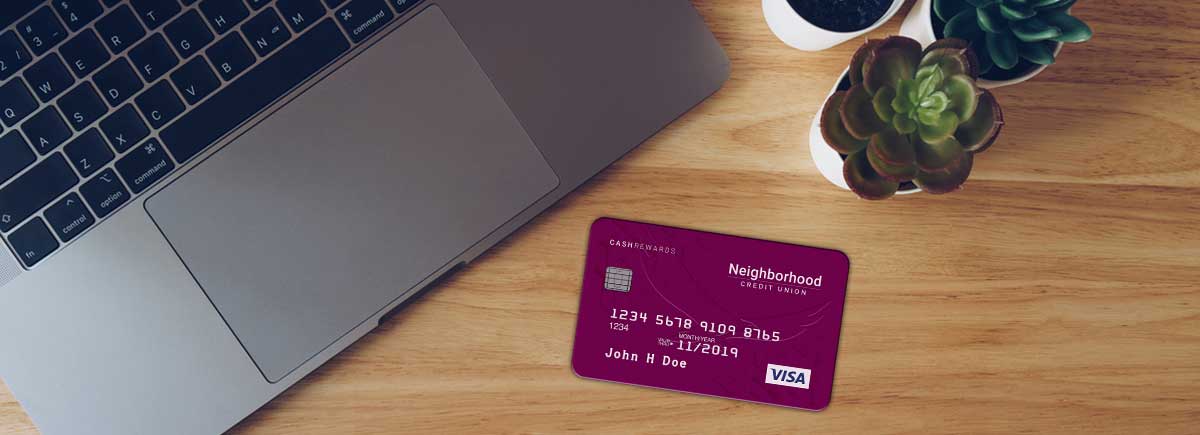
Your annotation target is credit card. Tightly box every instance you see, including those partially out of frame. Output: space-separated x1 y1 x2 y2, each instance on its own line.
571 218 850 411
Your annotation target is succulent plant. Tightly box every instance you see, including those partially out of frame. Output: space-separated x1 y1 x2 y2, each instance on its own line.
820 36 1004 200
933 0 1093 75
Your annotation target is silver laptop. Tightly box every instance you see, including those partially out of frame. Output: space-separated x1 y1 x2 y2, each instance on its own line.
0 0 727 433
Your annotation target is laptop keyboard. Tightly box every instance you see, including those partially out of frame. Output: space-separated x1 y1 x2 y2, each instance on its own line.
0 0 420 268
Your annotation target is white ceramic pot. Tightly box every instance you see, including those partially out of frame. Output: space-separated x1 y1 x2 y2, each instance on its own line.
898 0 1062 88
809 70 921 194
764 0 905 51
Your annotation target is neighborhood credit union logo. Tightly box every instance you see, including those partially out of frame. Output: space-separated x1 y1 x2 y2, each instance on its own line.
765 363 811 389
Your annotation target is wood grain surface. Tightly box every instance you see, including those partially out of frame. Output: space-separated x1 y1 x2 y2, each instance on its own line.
3 0 1198 433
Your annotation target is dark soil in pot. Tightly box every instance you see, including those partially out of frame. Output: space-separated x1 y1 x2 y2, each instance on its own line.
788 0 892 32
832 74 918 192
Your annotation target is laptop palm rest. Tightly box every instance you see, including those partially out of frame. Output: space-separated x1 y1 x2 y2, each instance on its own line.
144 7 559 383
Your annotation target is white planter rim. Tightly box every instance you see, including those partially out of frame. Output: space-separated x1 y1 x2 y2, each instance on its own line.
764 0 905 52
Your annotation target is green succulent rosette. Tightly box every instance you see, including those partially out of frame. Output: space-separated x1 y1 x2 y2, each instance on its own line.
934 0 1093 74
821 36 1004 200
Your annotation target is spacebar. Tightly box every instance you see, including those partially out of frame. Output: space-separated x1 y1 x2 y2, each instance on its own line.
161 19 350 163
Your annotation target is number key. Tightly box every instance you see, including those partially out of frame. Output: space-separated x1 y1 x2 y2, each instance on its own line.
0 31 33 81
53 0 105 31
19 7 68 56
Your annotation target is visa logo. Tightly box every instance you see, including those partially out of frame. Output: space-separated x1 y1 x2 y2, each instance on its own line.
764 364 811 389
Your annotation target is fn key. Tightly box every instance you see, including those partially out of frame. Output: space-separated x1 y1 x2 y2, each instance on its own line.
336 0 393 43
8 218 59 267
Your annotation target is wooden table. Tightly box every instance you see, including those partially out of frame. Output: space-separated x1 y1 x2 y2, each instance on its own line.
3 0 1198 433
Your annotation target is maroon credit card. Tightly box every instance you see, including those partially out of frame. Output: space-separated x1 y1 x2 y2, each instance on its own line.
571 218 850 410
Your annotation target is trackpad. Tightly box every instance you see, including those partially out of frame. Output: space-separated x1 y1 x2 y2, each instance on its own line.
145 7 558 382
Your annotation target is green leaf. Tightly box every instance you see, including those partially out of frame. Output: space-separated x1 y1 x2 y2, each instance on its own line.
921 47 975 78
918 111 960 143
1042 12 1093 43
848 39 883 85
1018 40 1057 65
869 129 915 166
868 143 919 182
986 31 1020 70
956 89 1004 153
820 92 869 154
1011 17 1062 42
844 150 899 200
892 79 918 114
894 116 918 134
945 9 983 41
942 74 979 121
918 106 943 126
934 0 972 22
914 152 974 194
872 86 896 124
1000 2 1036 20
916 67 944 98
914 136 966 171
863 36 923 95
922 91 950 112
839 84 888 140
977 3 1007 33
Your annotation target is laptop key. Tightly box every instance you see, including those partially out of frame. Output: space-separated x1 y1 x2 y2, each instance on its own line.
0 79 38 128
136 80 186 128
391 0 421 15
171 57 220 104
207 32 255 80
161 19 349 162
0 31 33 81
22 107 72 155
80 168 130 218
115 139 175 194
244 8 292 57
8 218 59 267
200 0 250 34
96 5 147 53
323 0 347 8
131 0 183 30
59 29 112 78
100 105 150 153
277 0 326 33
1 0 44 31
44 193 95 243
94 57 144 106
59 83 108 131
53 0 105 31
0 132 36 185
246 0 272 10
336 0 393 43
0 153 78 233
64 128 114 177
19 7 68 56
165 10 214 59
129 33 179 82
25 53 75 103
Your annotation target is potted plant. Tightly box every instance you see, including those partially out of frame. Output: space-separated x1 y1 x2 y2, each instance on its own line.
899 0 1093 87
810 36 1004 200
764 0 906 51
